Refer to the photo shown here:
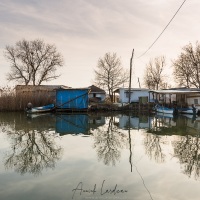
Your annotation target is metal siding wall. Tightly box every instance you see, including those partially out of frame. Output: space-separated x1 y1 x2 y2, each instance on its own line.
56 89 88 109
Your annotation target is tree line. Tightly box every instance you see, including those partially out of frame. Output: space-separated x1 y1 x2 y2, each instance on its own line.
143 42 200 90
3 39 200 102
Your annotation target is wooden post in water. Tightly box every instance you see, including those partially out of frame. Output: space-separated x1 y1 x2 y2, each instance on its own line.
128 114 133 172
128 49 134 171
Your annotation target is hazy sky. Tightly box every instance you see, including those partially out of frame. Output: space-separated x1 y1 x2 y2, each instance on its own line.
0 0 199 88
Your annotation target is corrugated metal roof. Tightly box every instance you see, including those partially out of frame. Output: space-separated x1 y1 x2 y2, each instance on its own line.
114 88 150 93
149 89 200 94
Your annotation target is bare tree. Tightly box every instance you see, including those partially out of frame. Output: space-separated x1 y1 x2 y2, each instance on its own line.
94 52 129 102
4 39 64 85
173 42 200 88
143 56 166 90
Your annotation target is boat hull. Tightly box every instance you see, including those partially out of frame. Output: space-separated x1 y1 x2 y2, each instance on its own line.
26 104 55 114
154 105 174 114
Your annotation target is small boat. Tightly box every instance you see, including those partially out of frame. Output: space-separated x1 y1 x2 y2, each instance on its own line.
154 104 174 114
26 104 55 114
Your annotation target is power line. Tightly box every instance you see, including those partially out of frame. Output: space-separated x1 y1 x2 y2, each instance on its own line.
137 0 187 58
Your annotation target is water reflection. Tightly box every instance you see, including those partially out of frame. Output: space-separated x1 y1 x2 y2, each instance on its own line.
118 114 153 130
56 114 89 135
149 113 200 136
0 113 62 176
173 135 200 180
55 113 106 135
91 115 128 166
1 112 200 181
147 113 200 179
143 133 166 163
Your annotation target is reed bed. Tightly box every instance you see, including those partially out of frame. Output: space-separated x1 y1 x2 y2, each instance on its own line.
0 86 54 111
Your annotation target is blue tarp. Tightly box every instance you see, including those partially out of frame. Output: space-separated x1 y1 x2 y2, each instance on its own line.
56 114 89 135
56 89 89 109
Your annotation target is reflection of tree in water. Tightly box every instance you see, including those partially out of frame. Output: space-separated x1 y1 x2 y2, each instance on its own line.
173 135 200 180
91 116 128 166
143 133 166 163
3 128 62 176
144 115 190 163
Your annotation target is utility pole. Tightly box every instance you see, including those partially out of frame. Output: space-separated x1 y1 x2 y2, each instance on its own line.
129 49 134 105
138 77 141 88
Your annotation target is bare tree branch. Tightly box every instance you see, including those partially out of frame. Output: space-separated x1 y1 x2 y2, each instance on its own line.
173 41 200 88
94 52 129 102
4 39 64 85
143 56 167 90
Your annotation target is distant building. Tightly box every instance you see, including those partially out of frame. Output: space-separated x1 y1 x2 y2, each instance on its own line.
88 85 106 102
150 87 200 109
114 88 154 103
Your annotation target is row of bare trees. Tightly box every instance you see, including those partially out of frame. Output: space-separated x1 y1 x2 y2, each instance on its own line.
94 42 200 100
143 41 200 90
4 39 129 102
4 39 200 103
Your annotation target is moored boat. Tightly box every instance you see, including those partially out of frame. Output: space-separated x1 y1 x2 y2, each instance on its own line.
154 104 174 114
26 104 55 114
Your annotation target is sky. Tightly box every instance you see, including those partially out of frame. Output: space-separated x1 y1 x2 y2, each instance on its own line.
0 0 199 88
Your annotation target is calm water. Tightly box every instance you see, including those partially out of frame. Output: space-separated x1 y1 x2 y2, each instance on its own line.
0 112 200 200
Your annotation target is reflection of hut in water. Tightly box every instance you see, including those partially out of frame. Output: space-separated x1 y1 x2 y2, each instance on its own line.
152 114 177 129
182 115 200 135
149 115 200 136
56 114 89 135
118 115 153 130
88 115 106 130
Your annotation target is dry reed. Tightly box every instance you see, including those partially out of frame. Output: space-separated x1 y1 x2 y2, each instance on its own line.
0 86 54 111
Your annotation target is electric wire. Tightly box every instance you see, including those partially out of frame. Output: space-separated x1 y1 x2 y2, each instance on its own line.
137 0 187 58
